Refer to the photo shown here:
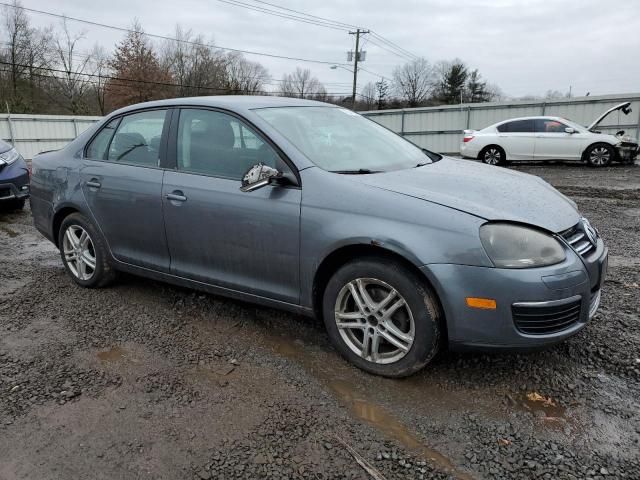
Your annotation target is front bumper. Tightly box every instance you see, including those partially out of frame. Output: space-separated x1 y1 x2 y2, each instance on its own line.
0 157 30 201
616 142 639 163
422 237 607 351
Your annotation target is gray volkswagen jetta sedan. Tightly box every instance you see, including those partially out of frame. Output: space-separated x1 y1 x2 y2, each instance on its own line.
30 96 608 377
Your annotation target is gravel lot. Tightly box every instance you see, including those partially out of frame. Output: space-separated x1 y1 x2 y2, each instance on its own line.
1 162 639 480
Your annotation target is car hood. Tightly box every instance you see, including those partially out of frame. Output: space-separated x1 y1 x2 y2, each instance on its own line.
588 101 632 131
353 157 580 233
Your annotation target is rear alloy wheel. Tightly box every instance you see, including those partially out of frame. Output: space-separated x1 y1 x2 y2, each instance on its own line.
586 144 614 167
480 146 505 165
58 213 116 288
322 257 441 377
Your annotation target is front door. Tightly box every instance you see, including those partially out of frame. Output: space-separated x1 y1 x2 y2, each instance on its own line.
534 119 584 160
162 108 301 304
80 109 170 271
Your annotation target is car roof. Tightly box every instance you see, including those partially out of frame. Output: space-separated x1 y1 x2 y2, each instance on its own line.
493 116 566 125
110 95 337 117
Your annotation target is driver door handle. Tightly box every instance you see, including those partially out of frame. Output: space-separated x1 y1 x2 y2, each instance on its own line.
166 191 187 202
86 179 101 189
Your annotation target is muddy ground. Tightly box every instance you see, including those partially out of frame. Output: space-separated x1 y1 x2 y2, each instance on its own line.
1 162 639 480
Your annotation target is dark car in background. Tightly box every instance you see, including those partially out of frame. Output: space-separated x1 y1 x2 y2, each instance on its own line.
0 139 30 210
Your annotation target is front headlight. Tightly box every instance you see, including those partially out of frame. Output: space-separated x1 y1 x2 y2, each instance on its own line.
0 148 21 166
480 223 566 268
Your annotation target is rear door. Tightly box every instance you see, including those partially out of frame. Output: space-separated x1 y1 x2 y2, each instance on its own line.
162 108 301 304
496 119 535 160
534 119 584 160
80 109 171 271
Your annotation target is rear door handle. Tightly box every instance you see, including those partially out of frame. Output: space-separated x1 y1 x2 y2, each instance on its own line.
166 191 187 202
86 179 101 189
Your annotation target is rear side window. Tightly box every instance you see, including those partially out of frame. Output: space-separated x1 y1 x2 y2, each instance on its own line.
86 118 120 160
496 120 535 133
107 110 167 166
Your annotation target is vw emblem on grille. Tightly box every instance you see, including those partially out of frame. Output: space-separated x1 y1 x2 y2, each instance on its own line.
582 217 598 246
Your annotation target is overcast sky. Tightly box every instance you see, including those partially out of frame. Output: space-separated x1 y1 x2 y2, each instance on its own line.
19 0 640 98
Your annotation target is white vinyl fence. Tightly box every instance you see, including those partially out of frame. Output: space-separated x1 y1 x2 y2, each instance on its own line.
0 113 101 160
2 93 640 158
362 93 640 154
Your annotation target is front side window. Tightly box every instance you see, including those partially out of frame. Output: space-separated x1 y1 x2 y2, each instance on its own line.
497 120 535 133
176 109 282 180
536 119 569 133
254 106 432 173
106 109 167 166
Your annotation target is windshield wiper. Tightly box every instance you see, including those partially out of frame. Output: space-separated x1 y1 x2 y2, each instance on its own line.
415 162 429 167
330 169 382 174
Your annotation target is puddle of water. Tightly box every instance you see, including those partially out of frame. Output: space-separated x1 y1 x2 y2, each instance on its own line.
520 393 566 417
260 333 474 480
97 346 128 362
329 379 474 480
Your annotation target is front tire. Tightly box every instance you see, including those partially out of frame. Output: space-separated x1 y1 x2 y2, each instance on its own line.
58 213 116 288
479 146 506 166
322 257 442 378
585 143 614 167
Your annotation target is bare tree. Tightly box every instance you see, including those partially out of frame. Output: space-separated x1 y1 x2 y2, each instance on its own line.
48 19 93 113
161 25 227 97
360 82 376 110
91 44 110 114
224 52 269 94
392 57 434 107
1 0 52 110
281 67 323 98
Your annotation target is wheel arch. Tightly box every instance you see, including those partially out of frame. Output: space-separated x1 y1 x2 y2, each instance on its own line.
311 243 446 336
51 205 82 247
581 141 618 162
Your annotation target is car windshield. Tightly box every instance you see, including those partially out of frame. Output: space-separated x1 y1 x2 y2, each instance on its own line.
254 106 432 173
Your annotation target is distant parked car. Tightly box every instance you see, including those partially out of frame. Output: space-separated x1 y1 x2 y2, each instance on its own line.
0 139 30 210
460 102 639 167
31 96 607 377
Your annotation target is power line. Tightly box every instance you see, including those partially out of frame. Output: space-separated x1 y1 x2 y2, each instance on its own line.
214 0 350 31
0 2 348 66
213 0 419 61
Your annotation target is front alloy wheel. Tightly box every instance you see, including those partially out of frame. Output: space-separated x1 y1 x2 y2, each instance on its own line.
335 278 415 364
586 144 613 167
322 257 441 377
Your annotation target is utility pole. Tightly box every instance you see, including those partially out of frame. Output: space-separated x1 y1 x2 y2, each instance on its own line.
349 29 369 109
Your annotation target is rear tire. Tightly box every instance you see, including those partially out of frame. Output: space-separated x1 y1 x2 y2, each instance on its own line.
322 257 442 378
585 143 614 167
58 213 116 288
479 145 507 166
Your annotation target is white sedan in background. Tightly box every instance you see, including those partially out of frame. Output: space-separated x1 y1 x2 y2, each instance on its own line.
460 102 639 167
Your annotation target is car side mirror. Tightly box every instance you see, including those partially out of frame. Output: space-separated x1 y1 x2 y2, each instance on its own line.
565 127 577 134
240 163 282 192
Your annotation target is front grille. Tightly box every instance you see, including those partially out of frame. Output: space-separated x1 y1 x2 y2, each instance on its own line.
512 297 582 335
561 223 596 258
